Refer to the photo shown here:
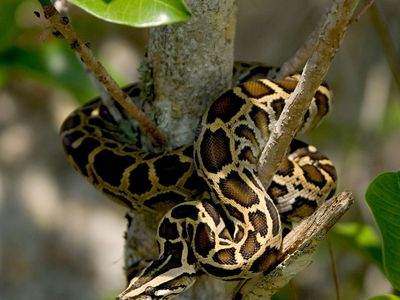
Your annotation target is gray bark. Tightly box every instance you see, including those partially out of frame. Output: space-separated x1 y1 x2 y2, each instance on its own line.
145 0 238 147
124 1 238 299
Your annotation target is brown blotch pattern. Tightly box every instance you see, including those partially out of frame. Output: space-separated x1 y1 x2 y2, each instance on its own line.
282 198 318 222
203 201 221 226
220 171 259 208
271 78 297 93
302 165 327 188
275 158 295 177
270 98 285 117
93 149 136 186
128 163 152 195
242 168 262 191
158 218 180 240
225 203 245 223
219 228 232 241
66 137 101 177
239 231 261 259
249 246 280 273
249 210 268 237
206 91 245 124
242 80 274 99
199 128 233 174
170 204 199 221
213 248 237 265
320 163 337 182
267 181 289 201
314 90 330 117
238 147 257 164
249 106 270 137
233 225 245 243
145 192 186 211
234 125 257 146
154 154 191 187
265 198 281 236
194 222 215 258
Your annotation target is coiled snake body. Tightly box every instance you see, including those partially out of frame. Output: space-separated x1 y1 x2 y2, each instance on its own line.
61 63 337 299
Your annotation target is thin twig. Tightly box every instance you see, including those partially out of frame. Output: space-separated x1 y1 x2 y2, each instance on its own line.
350 0 374 23
276 12 326 78
257 0 360 188
38 0 166 145
369 2 400 91
51 0 125 124
327 238 341 300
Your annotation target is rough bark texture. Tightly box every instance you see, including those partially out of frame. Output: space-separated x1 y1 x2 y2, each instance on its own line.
123 0 358 299
257 0 360 187
237 192 354 299
145 0 238 147
124 1 238 299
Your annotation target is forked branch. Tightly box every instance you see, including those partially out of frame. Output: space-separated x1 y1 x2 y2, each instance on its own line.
244 0 361 298
236 192 354 299
257 0 360 187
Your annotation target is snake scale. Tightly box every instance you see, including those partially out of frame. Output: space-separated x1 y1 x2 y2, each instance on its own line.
60 63 337 299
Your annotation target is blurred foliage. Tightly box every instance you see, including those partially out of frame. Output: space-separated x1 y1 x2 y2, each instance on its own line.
330 222 383 270
366 172 400 291
2 0 400 299
69 0 192 27
369 295 400 300
0 0 95 102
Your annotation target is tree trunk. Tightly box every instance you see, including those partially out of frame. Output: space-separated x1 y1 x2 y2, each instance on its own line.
124 1 238 299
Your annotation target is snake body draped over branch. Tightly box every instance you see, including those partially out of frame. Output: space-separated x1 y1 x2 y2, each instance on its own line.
60 63 337 299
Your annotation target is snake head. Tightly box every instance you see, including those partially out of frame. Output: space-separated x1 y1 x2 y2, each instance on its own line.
116 247 197 300
116 271 196 300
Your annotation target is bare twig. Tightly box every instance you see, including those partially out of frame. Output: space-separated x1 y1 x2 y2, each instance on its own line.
236 192 354 299
278 0 373 79
276 13 325 78
257 0 360 187
327 238 341 300
38 0 166 145
369 2 400 91
350 0 374 23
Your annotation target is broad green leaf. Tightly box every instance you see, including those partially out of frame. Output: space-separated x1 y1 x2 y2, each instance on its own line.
366 172 400 290
69 0 192 27
330 222 383 270
368 295 400 300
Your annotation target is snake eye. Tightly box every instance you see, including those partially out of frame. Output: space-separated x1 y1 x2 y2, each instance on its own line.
144 286 156 296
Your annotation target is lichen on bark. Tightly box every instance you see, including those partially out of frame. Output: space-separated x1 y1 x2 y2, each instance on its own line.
143 0 238 147
124 1 239 299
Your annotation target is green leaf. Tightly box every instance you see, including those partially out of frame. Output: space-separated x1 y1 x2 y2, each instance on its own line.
368 295 400 300
0 0 20 51
366 172 400 290
69 0 192 27
330 222 383 270
0 43 95 102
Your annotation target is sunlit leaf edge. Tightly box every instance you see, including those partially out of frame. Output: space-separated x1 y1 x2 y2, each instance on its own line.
69 0 192 28
368 295 400 300
366 171 400 290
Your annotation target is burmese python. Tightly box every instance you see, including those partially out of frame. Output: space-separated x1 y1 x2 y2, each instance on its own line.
60 63 337 299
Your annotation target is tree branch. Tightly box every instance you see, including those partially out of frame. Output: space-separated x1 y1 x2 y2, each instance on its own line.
38 0 166 145
369 2 400 91
235 192 354 299
124 1 238 299
257 0 360 188
142 0 238 147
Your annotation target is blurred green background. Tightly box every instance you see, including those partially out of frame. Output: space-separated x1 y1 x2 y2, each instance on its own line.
0 0 399 299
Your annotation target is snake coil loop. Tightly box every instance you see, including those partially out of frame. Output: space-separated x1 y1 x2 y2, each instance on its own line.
60 63 337 300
